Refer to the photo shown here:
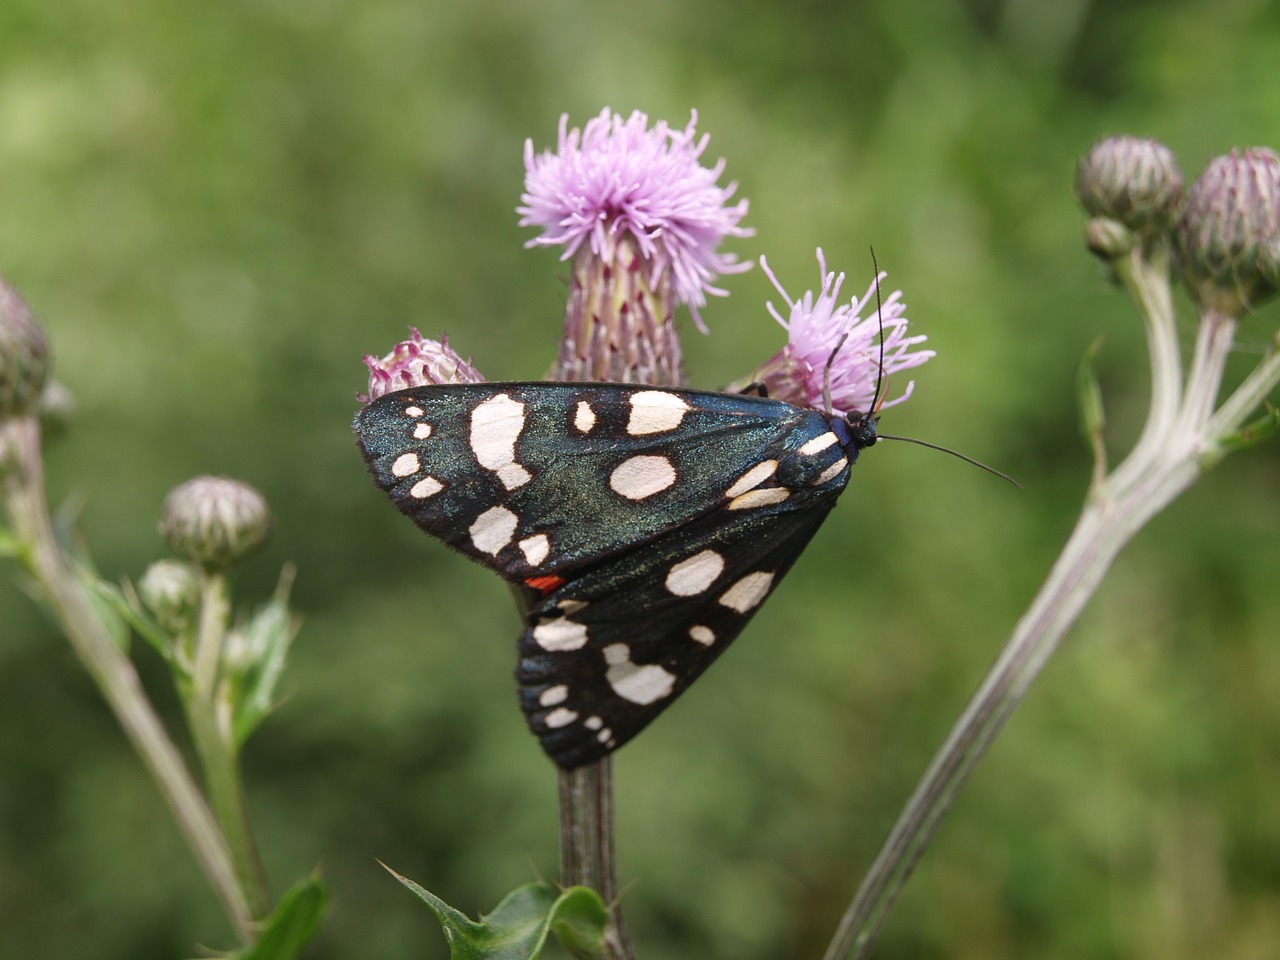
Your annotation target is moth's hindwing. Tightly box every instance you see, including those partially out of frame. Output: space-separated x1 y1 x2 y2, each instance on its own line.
516 498 838 768
354 383 854 578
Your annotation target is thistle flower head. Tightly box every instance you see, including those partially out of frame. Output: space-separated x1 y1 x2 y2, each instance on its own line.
0 276 50 418
360 330 485 403
1176 147 1280 317
161 476 272 570
748 251 934 417
518 109 753 332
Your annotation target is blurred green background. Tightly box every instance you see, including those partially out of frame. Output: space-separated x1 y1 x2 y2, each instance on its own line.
2 0 1279 958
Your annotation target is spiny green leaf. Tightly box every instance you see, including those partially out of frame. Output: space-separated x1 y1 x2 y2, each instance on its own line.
222 873 329 960
385 866 609 960
229 565 298 747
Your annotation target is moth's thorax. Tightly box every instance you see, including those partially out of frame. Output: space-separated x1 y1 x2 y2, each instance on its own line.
837 412 879 457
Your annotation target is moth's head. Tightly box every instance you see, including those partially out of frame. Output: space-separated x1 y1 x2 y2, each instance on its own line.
841 410 880 453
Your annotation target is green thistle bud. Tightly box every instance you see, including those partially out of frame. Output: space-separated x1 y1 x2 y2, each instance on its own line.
1176 147 1280 317
1257 232 1280 290
1084 217 1136 260
161 476 272 569
0 276 50 418
1076 136 1184 239
138 559 201 631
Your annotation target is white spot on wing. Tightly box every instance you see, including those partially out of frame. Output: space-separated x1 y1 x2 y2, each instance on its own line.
470 393 530 490
800 432 839 456
544 707 579 728
584 716 603 730
404 405 424 418
498 463 532 488
597 728 613 744
664 549 725 596
532 618 588 651
725 460 778 498
626 391 690 435
469 505 517 555
391 453 420 477
519 534 550 566
815 457 849 486
689 625 716 646
728 488 791 510
719 571 775 613
602 643 677 704
409 476 443 499
609 455 676 500
539 685 569 707
574 401 596 434
412 422 433 440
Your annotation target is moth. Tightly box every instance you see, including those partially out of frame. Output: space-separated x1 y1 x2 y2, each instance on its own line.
355 383 877 768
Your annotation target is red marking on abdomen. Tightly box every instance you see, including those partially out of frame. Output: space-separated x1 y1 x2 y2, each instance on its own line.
524 575 566 595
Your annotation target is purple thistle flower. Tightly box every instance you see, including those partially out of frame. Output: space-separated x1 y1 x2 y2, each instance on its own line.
744 250 934 417
518 108 753 332
359 329 484 403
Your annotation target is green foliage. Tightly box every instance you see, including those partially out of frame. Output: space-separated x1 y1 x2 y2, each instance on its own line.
226 570 298 747
387 870 608 960
223 875 329 960
2 1 1279 959
1218 403 1280 455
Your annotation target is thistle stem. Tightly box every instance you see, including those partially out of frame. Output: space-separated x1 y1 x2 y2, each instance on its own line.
824 260 1275 960
184 570 271 918
558 759 633 959
0 416 256 942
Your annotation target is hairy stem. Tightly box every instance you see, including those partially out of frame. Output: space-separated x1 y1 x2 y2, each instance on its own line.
0 416 255 942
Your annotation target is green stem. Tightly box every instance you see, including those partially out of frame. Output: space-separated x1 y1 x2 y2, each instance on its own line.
0 416 255 942
184 570 271 918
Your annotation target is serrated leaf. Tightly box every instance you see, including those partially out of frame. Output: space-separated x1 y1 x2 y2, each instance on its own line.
385 867 609 960
1218 402 1280 453
230 567 298 746
222 874 329 960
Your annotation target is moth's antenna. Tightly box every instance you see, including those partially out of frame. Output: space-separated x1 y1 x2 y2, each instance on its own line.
875 432 1021 487
867 247 887 417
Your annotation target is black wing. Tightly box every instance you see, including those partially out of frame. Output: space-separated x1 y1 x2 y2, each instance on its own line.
354 382 851 579
515 496 839 768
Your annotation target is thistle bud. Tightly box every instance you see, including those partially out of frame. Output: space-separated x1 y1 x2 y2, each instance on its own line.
0 276 50 418
1176 147 1280 316
138 559 201 631
1076 137 1184 240
360 330 483 403
161 476 272 569
1084 217 1136 260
